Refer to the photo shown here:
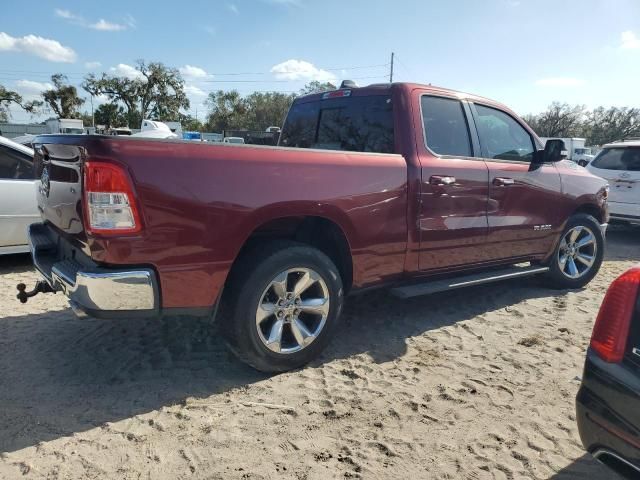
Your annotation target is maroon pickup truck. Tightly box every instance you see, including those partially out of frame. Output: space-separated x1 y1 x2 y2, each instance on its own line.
19 82 609 372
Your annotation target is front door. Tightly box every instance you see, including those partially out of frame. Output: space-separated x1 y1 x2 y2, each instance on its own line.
417 93 490 272
470 103 562 261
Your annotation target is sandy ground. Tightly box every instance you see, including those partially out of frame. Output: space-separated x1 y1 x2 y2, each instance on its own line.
0 227 639 480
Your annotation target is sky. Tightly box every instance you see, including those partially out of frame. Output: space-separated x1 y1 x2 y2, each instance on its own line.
1 0 639 124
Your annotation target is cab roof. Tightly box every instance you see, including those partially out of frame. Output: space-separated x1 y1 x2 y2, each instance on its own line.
295 82 516 115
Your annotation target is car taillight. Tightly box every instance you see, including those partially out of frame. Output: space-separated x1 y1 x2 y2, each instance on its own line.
83 161 142 235
590 267 640 363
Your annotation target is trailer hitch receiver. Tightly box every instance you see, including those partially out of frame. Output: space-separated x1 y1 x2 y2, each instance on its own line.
16 281 56 304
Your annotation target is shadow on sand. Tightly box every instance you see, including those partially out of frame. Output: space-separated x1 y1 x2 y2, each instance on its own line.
0 227 638 456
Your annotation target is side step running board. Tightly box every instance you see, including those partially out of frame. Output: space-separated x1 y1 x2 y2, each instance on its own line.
390 265 549 299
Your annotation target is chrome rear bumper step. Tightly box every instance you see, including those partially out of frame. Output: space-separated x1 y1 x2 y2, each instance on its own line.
26 223 159 319
390 265 549 299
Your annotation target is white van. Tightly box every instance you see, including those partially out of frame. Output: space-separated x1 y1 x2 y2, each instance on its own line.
587 140 640 224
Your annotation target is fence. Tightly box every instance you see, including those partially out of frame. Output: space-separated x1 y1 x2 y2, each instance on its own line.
0 123 48 139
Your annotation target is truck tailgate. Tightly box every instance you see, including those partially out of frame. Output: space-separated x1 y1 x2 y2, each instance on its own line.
33 140 86 238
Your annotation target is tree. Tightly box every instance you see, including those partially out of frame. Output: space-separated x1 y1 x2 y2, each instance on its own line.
524 102 586 138
585 107 640 146
299 81 336 95
1 83 42 119
42 74 85 118
205 90 247 131
79 111 94 128
179 113 203 132
243 92 296 130
93 103 128 128
83 60 189 128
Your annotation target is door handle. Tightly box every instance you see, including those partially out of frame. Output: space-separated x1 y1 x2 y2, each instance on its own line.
429 175 456 186
493 177 515 186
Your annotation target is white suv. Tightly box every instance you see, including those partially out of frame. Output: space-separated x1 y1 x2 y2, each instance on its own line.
587 140 640 224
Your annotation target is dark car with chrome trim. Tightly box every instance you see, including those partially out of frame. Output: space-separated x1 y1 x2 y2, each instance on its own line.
577 266 640 479
17 81 609 372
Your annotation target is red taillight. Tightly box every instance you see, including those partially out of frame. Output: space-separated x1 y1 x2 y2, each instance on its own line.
590 267 640 362
83 161 142 235
322 89 351 99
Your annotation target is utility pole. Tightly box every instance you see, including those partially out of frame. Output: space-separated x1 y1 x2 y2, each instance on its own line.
389 52 394 83
90 95 94 127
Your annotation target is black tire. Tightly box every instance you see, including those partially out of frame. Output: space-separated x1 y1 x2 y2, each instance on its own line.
544 213 604 289
221 240 344 373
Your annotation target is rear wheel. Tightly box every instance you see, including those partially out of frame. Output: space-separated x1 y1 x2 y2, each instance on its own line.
544 214 604 289
222 241 343 372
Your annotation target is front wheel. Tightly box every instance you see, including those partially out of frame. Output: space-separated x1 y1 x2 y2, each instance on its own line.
544 214 604 289
222 241 344 373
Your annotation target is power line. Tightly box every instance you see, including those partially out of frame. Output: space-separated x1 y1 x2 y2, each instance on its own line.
392 54 419 80
0 63 390 77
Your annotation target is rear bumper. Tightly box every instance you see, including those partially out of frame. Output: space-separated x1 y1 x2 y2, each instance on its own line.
576 350 640 479
29 223 159 319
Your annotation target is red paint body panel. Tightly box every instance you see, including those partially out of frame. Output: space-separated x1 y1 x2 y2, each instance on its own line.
33 83 609 311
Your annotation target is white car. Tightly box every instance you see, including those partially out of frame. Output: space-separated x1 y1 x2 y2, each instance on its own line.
0 136 39 255
587 140 640 224
223 136 245 144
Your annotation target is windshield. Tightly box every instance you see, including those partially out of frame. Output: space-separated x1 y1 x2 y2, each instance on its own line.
591 147 640 171
61 128 84 134
279 95 395 154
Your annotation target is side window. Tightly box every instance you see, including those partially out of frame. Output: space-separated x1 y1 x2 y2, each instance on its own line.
421 96 472 157
279 96 395 154
278 101 319 149
591 148 640 171
474 104 534 161
315 96 395 153
0 145 34 180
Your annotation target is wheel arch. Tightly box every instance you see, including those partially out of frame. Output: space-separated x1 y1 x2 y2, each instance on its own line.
572 203 605 224
229 211 355 294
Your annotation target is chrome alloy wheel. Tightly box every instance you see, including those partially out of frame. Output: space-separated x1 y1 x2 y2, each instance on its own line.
255 268 330 354
557 226 598 279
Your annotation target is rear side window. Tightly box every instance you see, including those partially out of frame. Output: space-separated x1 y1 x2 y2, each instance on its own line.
0 145 34 180
279 95 395 154
591 147 640 171
421 96 472 157
474 104 534 161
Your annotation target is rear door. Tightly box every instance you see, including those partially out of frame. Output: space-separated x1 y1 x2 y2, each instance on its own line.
0 144 39 248
416 93 490 271
588 146 640 217
470 103 563 260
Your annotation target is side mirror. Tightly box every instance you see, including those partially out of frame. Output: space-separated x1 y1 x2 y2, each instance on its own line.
533 139 567 165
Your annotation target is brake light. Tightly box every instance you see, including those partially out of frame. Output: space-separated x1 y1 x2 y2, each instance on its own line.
322 90 351 99
83 161 142 235
590 267 640 362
